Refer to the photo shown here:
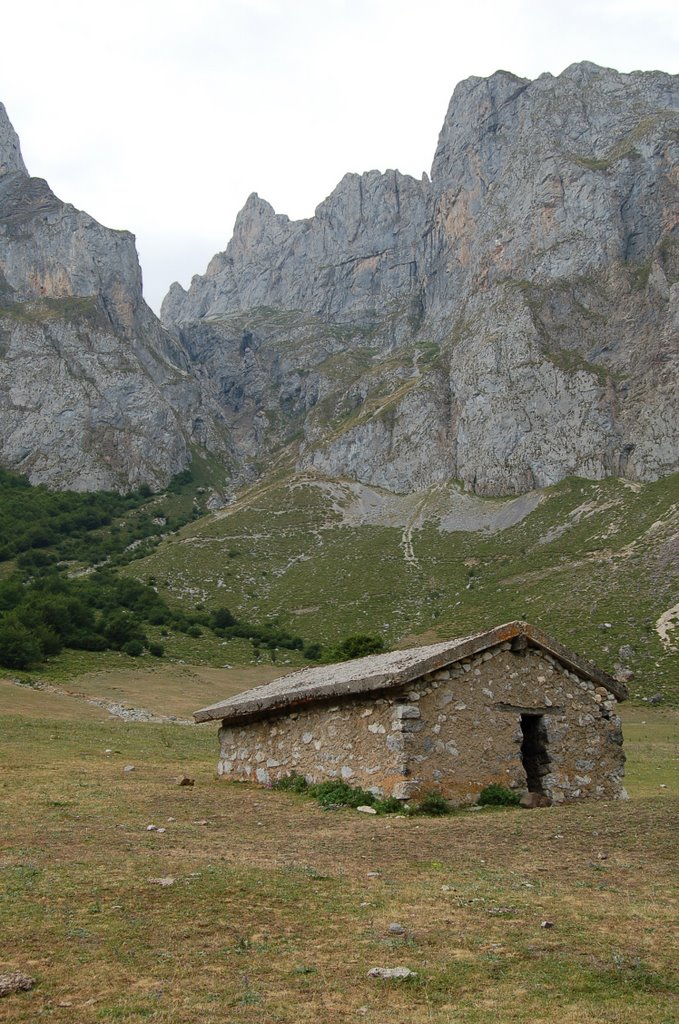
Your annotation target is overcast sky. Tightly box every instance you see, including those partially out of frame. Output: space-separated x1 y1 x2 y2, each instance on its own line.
2 0 679 312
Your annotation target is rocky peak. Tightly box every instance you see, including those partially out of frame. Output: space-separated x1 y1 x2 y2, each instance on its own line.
161 63 679 498
0 104 229 491
0 103 28 178
229 192 292 254
163 165 429 326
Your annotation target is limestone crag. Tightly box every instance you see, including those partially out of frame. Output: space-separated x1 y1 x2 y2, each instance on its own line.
164 64 679 496
0 103 229 491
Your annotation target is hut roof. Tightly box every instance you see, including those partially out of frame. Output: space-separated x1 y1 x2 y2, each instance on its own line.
194 620 627 724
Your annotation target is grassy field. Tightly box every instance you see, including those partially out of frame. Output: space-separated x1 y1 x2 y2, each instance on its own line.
1 678 677 1023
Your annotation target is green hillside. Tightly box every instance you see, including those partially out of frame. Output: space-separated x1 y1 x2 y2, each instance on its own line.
125 471 679 702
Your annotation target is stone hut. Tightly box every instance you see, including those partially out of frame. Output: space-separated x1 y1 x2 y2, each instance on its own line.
194 621 628 804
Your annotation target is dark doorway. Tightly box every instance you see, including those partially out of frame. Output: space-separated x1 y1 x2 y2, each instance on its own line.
520 714 550 794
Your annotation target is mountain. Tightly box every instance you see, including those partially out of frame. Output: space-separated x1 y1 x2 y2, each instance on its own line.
163 62 679 497
0 103 229 492
1 63 678 499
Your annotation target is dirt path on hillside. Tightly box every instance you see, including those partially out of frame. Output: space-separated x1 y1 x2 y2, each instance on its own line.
3 676 194 724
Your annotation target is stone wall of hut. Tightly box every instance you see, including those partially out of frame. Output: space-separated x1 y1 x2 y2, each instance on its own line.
216 640 626 803
394 642 626 803
217 694 409 795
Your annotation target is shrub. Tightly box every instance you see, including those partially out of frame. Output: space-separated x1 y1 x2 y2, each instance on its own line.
212 607 236 629
327 634 385 662
148 642 165 658
414 792 453 815
32 625 63 657
103 612 146 650
70 631 107 652
308 780 376 809
0 617 43 669
477 783 520 806
373 796 407 815
274 773 309 793
122 639 144 657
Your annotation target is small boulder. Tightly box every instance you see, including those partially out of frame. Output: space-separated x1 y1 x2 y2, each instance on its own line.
520 792 552 809
368 966 416 980
0 972 35 997
357 805 377 814
388 923 405 935
176 775 194 786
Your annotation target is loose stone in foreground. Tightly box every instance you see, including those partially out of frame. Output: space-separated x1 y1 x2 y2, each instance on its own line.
0 973 35 997
368 966 417 980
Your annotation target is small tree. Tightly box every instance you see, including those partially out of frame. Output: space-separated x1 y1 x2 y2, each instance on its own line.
211 607 236 629
0 617 42 669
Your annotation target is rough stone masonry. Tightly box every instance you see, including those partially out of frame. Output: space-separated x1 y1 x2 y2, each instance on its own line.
197 623 627 804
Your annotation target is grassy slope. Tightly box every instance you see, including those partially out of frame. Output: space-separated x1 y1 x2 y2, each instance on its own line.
124 471 679 702
0 683 677 1024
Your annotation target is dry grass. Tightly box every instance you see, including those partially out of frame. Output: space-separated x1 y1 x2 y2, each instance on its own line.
1 663 291 721
0 678 111 722
1 687 677 1023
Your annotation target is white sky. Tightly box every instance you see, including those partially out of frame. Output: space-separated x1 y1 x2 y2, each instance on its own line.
2 0 679 312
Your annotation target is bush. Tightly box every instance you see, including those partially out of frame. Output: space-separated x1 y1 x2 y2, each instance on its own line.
373 796 407 814
414 791 453 815
32 625 63 657
0 617 43 669
308 780 376 809
122 639 144 657
69 631 107 652
103 612 146 650
212 607 236 629
477 783 520 806
327 634 385 662
274 773 309 793
148 642 165 658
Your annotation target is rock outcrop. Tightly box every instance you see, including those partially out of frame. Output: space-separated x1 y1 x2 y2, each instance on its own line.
164 63 679 496
0 103 228 491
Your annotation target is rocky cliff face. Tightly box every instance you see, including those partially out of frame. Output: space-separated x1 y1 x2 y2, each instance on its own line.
2 65 678 498
0 103 228 491
164 63 679 496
